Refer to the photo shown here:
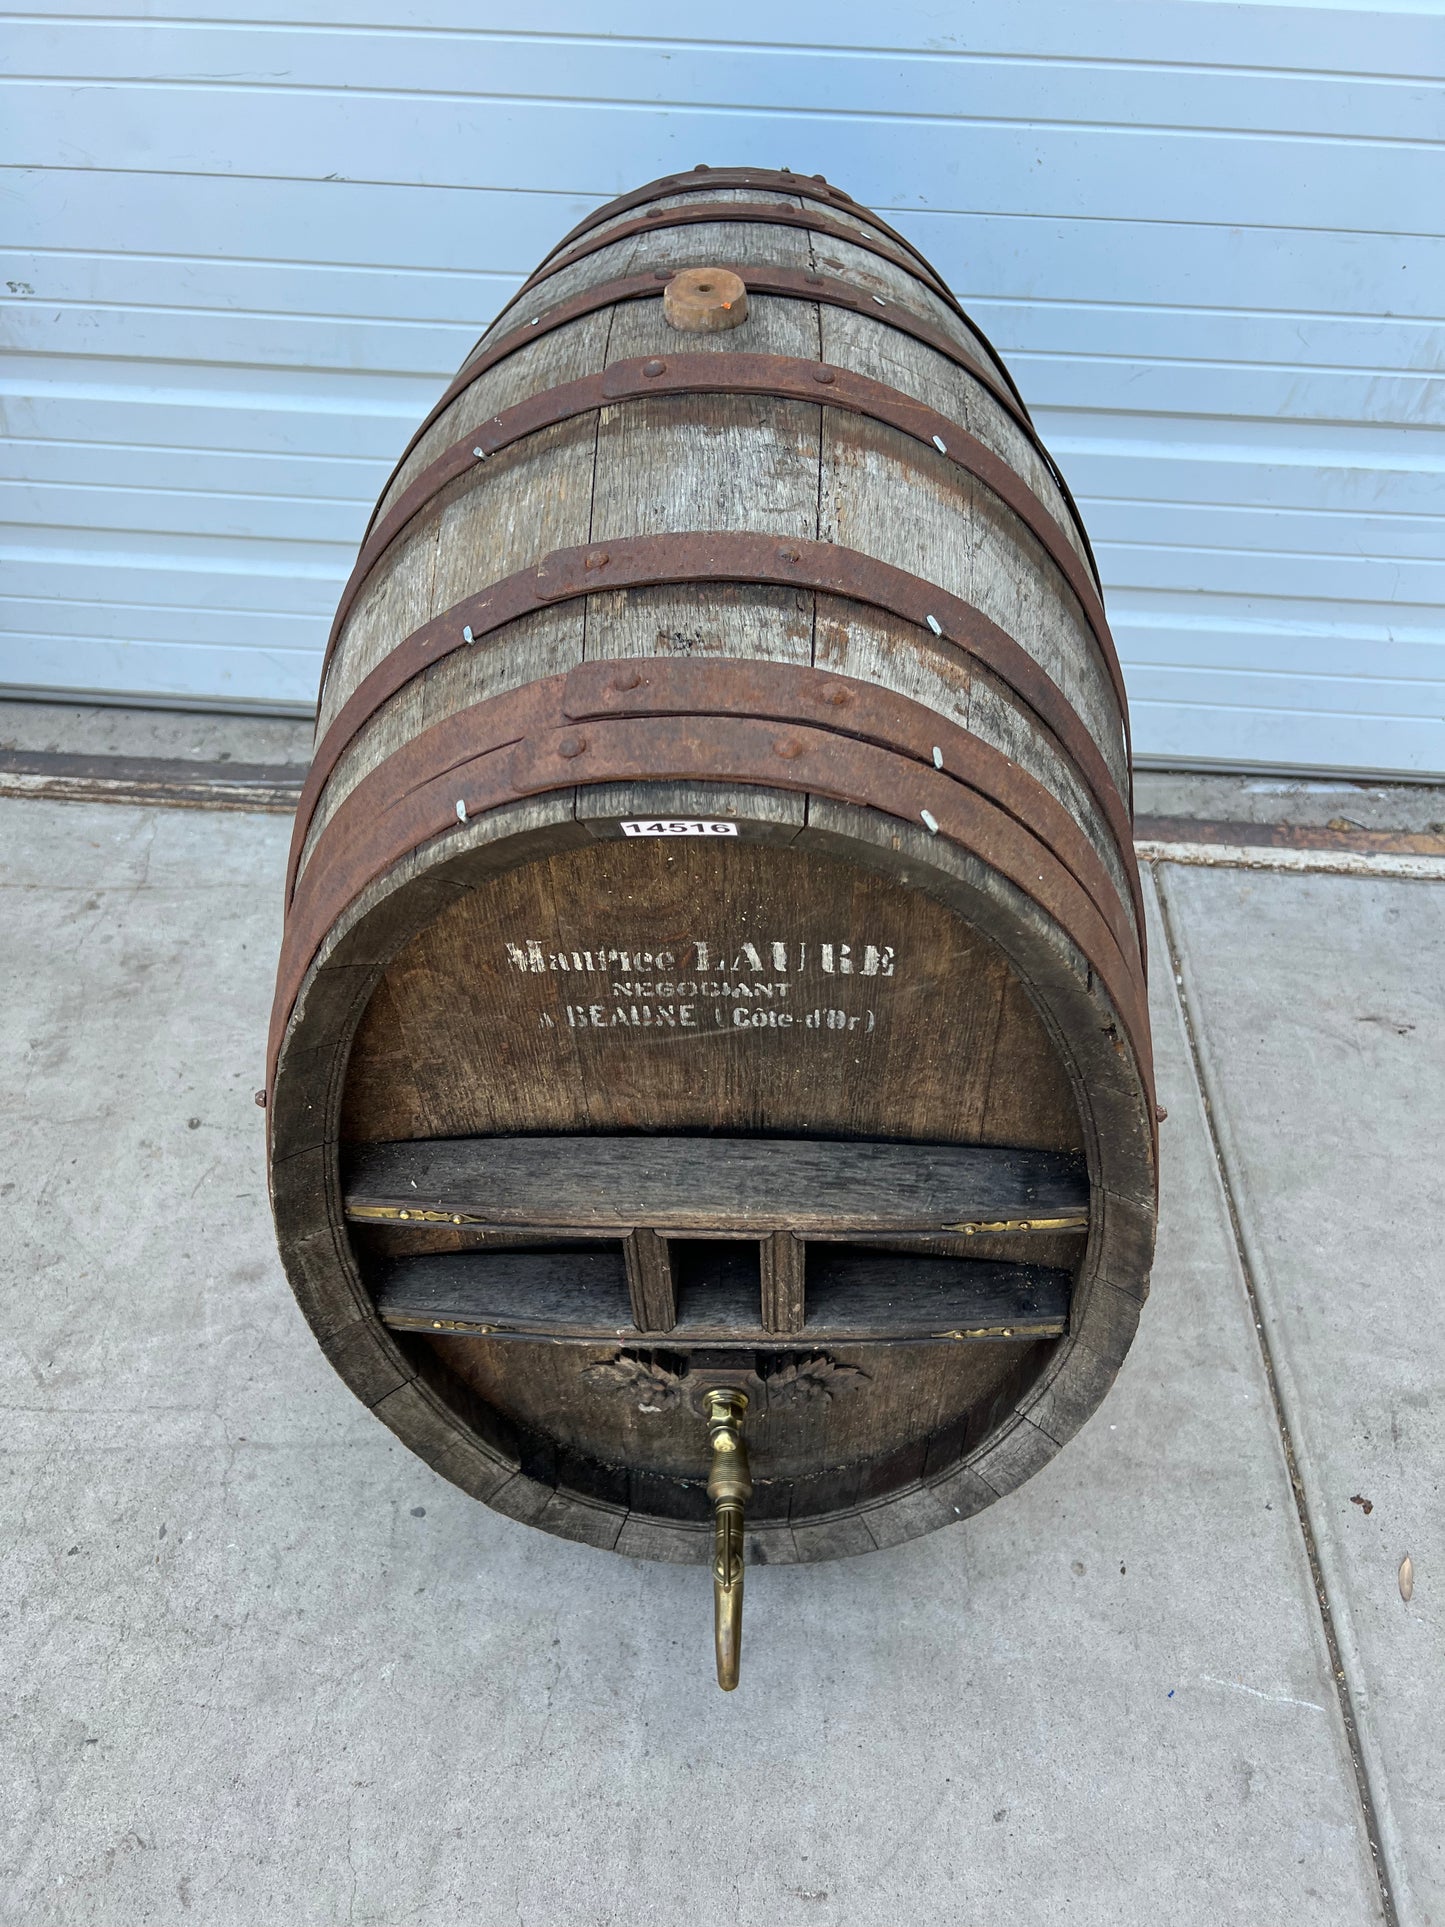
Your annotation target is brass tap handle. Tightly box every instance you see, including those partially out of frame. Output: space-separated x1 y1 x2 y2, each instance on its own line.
704 1388 752 1691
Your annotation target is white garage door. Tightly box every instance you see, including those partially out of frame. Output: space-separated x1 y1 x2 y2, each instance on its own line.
3 2 1441 776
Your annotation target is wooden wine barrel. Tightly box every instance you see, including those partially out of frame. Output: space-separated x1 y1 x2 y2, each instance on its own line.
268 165 1157 1584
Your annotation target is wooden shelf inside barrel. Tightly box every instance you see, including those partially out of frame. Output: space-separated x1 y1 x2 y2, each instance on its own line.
374 1246 1070 1344
343 1135 1090 1236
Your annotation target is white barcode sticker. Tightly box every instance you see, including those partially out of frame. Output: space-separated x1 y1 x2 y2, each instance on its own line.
620 819 738 838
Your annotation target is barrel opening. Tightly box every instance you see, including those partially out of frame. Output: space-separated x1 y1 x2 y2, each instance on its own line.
344 1133 1089 1342
373 1241 634 1336
307 792 1129 1550
804 1246 1071 1340
671 1239 762 1331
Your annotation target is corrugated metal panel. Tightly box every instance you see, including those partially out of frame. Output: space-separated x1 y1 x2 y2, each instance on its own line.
2 2 1441 774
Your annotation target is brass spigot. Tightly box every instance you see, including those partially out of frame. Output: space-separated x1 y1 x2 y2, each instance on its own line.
704 1388 752 1690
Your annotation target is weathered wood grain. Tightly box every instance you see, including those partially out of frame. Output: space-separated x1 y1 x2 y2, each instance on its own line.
760 1231 807 1333
379 1248 632 1335
336 839 1084 1149
818 410 1127 797
345 1134 1088 1233
623 1227 677 1332
313 416 598 848
377 1248 1069 1343
808 594 1137 942
427 1317 1039 1497
380 309 616 517
300 605 586 881
479 192 816 351
817 307 1090 576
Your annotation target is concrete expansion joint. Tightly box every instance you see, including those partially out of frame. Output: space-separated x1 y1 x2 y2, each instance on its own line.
1153 861 1402 1927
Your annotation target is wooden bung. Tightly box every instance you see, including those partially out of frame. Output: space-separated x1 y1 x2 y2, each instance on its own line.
662 265 749 332
267 168 1156 1672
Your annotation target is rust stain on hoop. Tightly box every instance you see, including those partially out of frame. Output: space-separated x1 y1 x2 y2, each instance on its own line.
556 655 1144 956
535 166 942 289
326 356 1115 724
512 202 964 320
270 675 1153 1122
357 264 1089 577
296 536 1136 931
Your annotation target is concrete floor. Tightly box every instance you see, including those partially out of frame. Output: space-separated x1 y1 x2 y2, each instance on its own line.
1 788 1440 1925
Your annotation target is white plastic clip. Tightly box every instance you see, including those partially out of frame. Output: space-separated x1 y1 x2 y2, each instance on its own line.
456 799 468 823
872 295 887 306
472 446 487 460
462 625 474 644
932 435 947 454
920 809 940 835
932 746 944 769
925 614 943 636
